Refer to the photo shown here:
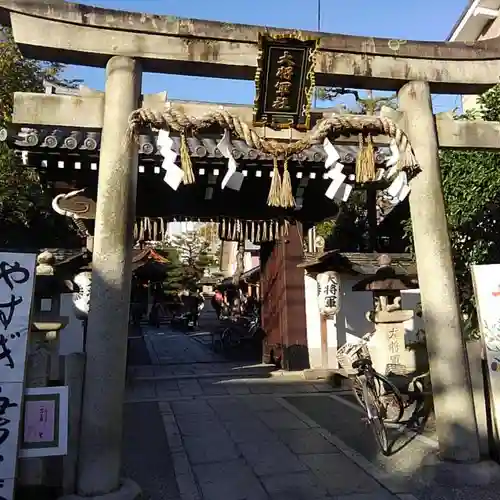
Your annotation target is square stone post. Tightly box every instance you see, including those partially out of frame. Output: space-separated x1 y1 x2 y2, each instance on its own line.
73 56 142 498
398 81 480 462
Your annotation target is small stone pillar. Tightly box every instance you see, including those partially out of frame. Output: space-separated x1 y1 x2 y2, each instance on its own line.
398 81 480 462
75 56 142 498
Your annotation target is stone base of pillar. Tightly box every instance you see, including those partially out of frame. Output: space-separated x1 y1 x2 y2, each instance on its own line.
418 460 500 487
59 478 141 500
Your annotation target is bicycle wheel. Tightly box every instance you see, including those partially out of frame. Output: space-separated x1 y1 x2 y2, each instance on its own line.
352 372 405 423
364 385 390 455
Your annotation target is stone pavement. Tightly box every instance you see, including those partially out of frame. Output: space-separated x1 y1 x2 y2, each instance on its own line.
124 323 499 500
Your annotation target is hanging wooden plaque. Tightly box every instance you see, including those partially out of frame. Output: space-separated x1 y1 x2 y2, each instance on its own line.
253 33 319 131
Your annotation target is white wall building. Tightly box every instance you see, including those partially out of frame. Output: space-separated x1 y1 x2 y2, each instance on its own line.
448 0 500 111
167 221 203 238
303 273 423 372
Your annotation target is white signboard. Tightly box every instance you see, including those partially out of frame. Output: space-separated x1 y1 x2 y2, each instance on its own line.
0 253 37 500
316 271 341 317
472 264 500 448
20 386 68 458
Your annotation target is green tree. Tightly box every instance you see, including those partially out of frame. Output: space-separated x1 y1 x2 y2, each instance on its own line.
0 26 80 248
316 87 397 115
403 85 500 336
315 88 406 252
155 246 185 296
171 231 215 290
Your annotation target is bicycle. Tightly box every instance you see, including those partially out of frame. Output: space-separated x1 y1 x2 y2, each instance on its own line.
220 312 264 354
337 333 405 455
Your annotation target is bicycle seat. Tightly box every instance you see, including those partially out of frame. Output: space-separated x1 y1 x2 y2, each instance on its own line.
352 358 372 370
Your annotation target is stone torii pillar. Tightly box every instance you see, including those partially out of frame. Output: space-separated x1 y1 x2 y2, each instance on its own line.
66 56 143 499
399 81 480 463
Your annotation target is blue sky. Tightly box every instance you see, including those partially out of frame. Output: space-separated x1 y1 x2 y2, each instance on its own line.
64 0 470 112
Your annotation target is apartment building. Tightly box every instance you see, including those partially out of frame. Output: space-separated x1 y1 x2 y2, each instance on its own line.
448 0 500 111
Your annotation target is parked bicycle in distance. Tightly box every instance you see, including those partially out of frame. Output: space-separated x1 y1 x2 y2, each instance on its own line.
212 310 265 358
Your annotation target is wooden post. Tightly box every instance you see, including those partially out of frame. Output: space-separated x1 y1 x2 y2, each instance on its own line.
320 314 329 368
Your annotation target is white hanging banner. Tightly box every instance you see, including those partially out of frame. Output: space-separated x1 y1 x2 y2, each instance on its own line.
385 139 401 180
334 182 353 202
471 264 500 451
323 138 351 201
316 271 341 317
0 253 37 500
386 171 410 203
217 129 244 191
325 171 347 200
72 271 92 319
386 139 400 167
157 129 184 191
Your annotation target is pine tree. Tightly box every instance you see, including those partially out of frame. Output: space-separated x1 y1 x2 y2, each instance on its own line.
156 247 184 296
171 231 216 290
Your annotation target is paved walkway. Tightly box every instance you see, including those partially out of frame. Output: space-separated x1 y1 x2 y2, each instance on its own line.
124 322 500 500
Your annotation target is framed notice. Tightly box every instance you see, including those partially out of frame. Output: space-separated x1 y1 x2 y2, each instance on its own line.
471 264 500 447
19 386 68 458
0 253 37 500
253 33 319 130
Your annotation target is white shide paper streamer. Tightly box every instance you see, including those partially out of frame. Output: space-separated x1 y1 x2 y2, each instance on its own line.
323 138 352 202
157 129 184 191
217 129 244 191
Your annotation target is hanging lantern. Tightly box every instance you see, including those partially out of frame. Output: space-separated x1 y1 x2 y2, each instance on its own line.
316 271 341 317
73 271 92 319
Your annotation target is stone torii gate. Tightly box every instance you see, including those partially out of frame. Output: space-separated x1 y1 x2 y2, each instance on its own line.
4 1 500 498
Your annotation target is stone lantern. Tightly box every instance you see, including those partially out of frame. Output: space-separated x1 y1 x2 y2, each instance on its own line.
32 251 69 340
352 254 425 377
31 251 70 383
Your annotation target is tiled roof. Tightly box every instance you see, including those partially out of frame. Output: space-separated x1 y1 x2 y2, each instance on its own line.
299 251 417 276
40 247 88 266
1 126 390 164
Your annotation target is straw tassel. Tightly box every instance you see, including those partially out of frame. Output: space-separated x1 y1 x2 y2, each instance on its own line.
283 220 289 236
180 132 195 184
220 218 226 239
160 218 165 241
280 157 295 208
399 146 418 171
139 219 144 241
152 219 158 241
133 221 138 241
267 157 282 207
231 219 237 240
355 133 376 184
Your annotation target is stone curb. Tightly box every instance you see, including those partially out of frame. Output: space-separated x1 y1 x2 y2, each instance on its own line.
157 402 202 500
58 478 141 500
131 369 340 383
125 390 352 404
131 370 277 382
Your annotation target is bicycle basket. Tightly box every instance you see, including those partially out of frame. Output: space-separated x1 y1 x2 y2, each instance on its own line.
337 340 370 375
